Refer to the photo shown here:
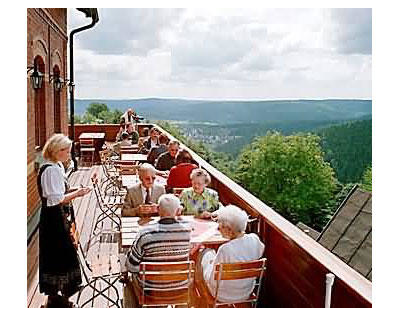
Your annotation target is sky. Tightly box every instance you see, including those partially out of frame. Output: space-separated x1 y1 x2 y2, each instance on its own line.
68 8 372 100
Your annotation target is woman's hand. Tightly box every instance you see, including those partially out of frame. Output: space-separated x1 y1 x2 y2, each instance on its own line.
76 187 91 197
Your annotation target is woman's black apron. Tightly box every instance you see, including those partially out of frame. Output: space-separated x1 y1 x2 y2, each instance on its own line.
37 164 82 296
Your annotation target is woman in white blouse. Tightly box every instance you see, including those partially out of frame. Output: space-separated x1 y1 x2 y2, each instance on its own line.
37 134 91 307
195 205 265 303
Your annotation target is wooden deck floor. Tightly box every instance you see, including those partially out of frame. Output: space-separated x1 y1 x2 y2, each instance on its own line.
27 165 125 308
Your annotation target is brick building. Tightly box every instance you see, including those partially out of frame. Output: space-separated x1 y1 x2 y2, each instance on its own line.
27 8 68 234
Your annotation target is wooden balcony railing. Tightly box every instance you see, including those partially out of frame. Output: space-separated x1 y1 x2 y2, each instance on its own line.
68 123 372 308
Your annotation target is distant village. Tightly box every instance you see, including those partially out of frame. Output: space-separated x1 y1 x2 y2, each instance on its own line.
177 125 242 147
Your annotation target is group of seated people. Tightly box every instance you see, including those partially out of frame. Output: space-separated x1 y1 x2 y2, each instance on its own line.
114 124 199 193
122 163 218 219
121 163 265 304
124 193 265 304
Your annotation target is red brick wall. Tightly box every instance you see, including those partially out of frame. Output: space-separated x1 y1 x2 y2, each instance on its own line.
27 8 68 218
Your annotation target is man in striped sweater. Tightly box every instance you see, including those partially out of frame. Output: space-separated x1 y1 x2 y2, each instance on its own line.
125 194 192 290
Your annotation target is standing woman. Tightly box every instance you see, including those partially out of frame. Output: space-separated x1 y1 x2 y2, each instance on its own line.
37 134 91 307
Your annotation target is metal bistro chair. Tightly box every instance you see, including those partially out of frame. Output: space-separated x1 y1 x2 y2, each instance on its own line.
91 174 122 233
99 150 124 196
134 261 195 308
79 139 95 167
76 242 123 308
211 258 267 308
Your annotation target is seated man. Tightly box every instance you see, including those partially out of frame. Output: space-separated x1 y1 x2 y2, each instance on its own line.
155 140 179 171
147 133 169 165
125 194 192 301
196 205 265 303
126 122 139 145
122 163 166 217
141 127 160 154
112 132 131 155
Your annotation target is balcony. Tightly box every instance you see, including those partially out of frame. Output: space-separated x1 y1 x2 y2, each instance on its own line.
27 123 372 308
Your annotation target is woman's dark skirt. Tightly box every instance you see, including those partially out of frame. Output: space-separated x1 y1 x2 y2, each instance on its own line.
38 204 82 297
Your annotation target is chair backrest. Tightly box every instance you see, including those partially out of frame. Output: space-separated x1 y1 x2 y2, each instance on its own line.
213 258 267 308
80 139 94 147
119 164 139 175
138 261 195 307
113 159 137 166
91 173 106 205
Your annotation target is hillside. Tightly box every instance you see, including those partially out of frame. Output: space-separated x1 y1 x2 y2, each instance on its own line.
73 98 371 123
318 119 372 183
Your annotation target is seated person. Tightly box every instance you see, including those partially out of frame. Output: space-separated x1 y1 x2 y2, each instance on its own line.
126 122 139 144
155 140 179 171
141 127 149 138
196 205 265 303
142 127 160 153
125 194 191 273
122 163 166 217
115 121 126 142
166 149 198 191
112 132 131 155
147 133 169 165
124 194 192 305
179 168 220 219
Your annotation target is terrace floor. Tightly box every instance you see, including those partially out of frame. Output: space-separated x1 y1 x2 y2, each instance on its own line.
27 165 129 308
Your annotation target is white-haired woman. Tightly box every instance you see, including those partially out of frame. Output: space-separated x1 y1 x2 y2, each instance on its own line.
179 168 220 219
196 205 265 303
37 134 91 307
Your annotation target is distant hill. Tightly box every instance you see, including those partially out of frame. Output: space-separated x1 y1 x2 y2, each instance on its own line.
73 98 371 124
318 119 372 183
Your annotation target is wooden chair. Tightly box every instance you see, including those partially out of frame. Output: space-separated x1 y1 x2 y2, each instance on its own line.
134 261 195 308
246 217 260 234
79 139 95 167
120 145 139 155
214 258 266 307
118 164 140 175
197 258 267 308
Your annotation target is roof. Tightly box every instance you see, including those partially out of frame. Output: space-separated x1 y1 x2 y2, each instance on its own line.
296 222 320 240
317 186 372 281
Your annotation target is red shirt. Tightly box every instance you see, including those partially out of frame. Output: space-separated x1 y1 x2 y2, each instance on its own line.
167 163 198 189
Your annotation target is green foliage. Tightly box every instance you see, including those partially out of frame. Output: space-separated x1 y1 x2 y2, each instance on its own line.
87 103 109 118
360 165 372 192
318 119 372 183
237 132 337 230
74 104 123 124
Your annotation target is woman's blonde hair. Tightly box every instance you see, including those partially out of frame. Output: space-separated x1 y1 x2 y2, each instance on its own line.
190 168 211 185
42 134 72 162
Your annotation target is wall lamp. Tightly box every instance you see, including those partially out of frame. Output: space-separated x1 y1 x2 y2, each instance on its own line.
49 74 64 92
27 64 44 90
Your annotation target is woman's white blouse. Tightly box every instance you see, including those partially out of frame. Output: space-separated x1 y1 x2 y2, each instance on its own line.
41 162 66 207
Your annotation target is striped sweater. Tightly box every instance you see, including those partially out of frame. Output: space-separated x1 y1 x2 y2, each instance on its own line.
126 217 192 289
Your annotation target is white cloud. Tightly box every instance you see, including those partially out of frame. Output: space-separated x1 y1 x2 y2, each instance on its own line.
68 8 371 99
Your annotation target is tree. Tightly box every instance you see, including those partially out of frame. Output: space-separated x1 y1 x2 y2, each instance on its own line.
86 103 109 118
360 165 372 192
237 132 337 229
